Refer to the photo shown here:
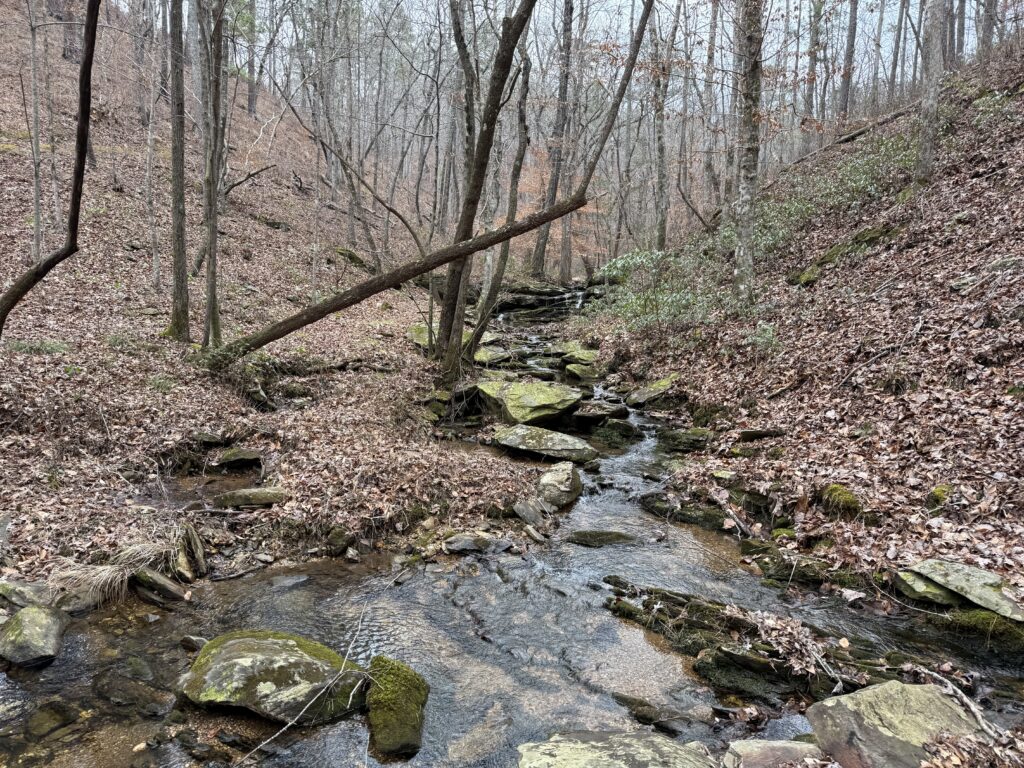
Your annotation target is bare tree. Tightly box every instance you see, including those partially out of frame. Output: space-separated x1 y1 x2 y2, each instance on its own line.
734 0 763 303
165 0 190 341
916 0 946 181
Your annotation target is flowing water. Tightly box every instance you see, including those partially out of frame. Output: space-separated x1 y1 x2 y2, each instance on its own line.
2 302 1020 767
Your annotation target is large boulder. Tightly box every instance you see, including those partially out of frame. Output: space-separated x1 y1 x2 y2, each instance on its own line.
0 605 68 667
537 462 583 508
181 630 367 725
367 656 429 757
806 681 987 768
657 427 712 454
625 373 681 408
722 740 823 768
494 425 598 463
908 559 1024 621
517 731 714 768
477 380 582 425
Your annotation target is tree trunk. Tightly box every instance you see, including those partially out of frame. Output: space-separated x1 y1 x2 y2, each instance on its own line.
802 0 824 155
166 0 190 341
734 0 763 304
838 0 858 124
0 0 101 338
246 0 257 116
916 0 946 182
528 0 574 278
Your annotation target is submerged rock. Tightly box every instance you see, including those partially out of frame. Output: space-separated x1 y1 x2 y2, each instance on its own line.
478 380 582 425
625 373 681 408
0 605 68 667
367 656 429 757
494 425 598 463
94 669 175 717
908 559 1024 621
806 681 988 768
517 731 714 768
25 701 79 740
537 462 583 508
181 630 367 725
722 739 823 768
214 486 291 508
566 530 636 548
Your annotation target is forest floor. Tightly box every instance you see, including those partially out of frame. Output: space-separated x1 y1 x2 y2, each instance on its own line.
0 10 536 579
585 55 1024 600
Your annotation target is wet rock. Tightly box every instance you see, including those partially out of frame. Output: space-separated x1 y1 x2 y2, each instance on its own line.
477 380 582 425
516 731 714 768
512 498 556 527
181 635 208 652
591 419 642 449
894 571 962 606
639 492 727 531
537 462 583 508
806 681 988 768
524 525 546 544
213 487 291 508
270 574 310 590
908 559 1024 621
0 579 51 609
572 400 629 427
367 656 429 757
657 427 712 454
611 693 693 737
444 532 495 554
712 471 774 519
25 701 78 740
0 605 68 667
928 608 1024 653
494 425 598 463
326 526 357 557
132 567 188 601
94 670 175 717
181 630 367 725
625 373 681 408
566 530 636 548
214 447 263 470
722 739 822 768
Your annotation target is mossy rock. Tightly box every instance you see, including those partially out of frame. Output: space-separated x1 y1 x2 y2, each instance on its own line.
894 571 961 606
787 264 821 287
567 530 637 548
367 656 429 757
771 528 796 540
473 346 511 365
215 447 263 469
819 483 865 520
931 609 1024 654
625 373 681 408
657 427 712 454
925 484 952 512
181 630 367 725
689 401 732 428
0 605 68 667
591 419 642 449
213 487 291 508
493 424 597 463
909 559 1024 621
693 648 796 701
477 380 582 425
565 363 600 380
550 340 599 366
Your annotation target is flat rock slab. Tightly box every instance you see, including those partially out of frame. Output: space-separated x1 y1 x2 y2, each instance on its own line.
214 487 291 508
494 425 598 463
722 739 823 768
573 400 629 426
625 374 680 408
806 681 986 768
478 381 582 425
181 630 367 725
894 571 961 606
909 559 1024 621
0 605 68 667
566 530 637 548
517 731 714 768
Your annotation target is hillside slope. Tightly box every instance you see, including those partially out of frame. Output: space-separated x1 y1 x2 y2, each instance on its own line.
596 55 1024 595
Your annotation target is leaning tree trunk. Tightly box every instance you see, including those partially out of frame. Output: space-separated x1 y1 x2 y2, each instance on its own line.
0 0 101 338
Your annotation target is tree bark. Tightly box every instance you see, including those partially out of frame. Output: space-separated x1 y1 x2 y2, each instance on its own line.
528 0 574 278
838 0 858 124
916 0 945 181
165 0 190 341
734 0 763 304
0 0 101 339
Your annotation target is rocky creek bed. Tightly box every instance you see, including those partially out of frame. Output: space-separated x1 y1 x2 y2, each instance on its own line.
1 288 1022 767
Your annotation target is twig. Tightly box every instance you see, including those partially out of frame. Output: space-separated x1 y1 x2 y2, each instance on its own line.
911 665 1003 741
837 346 897 388
767 373 808 400
222 164 276 199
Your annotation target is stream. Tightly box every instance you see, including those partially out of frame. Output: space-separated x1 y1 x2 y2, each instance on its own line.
1 298 1020 767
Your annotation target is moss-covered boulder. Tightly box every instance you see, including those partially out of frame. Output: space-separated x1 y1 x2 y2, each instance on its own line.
893 571 961 606
408 323 496 350
478 380 582 425
908 559 1024 621
550 340 599 366
517 731 715 768
591 419 643 449
787 264 821 286
213 487 291 508
474 346 511 365
925 483 952 512
819 483 865 520
0 605 68 667
214 447 262 469
625 373 681 408
181 630 367 725
367 656 429 757
806 681 988 768
494 425 598 463
657 427 712 454
537 462 583 508
564 363 599 380
639 492 727 531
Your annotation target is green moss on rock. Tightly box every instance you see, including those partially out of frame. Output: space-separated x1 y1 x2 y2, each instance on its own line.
925 484 952 512
367 656 429 757
819 484 864 519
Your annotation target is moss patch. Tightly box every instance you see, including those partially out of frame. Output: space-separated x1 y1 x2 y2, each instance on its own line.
819 483 864 520
367 656 429 757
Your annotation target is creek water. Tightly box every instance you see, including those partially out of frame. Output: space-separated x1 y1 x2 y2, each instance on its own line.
1 306 1019 768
